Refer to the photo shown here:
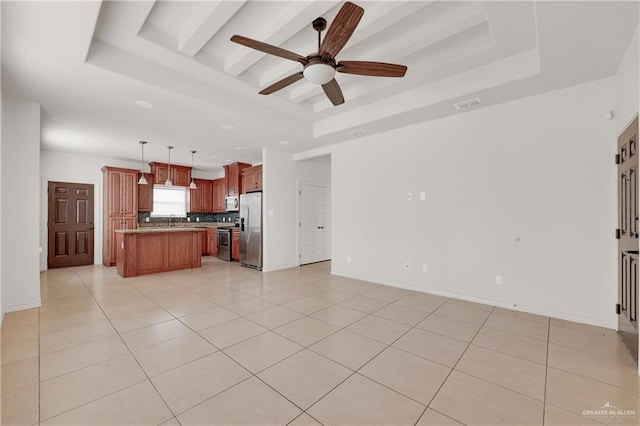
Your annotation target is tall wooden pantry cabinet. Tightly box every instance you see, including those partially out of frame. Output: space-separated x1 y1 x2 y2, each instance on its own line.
102 166 138 266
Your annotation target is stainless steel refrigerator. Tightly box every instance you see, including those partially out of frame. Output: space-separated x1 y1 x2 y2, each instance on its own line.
240 192 262 270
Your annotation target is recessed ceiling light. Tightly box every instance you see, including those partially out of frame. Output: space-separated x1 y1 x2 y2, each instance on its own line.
222 125 235 131
346 128 366 136
279 140 290 145
235 147 245 151
135 100 154 109
210 155 219 159
224 159 232 163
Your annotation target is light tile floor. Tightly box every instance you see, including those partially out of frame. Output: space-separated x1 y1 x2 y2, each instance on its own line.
2 258 639 425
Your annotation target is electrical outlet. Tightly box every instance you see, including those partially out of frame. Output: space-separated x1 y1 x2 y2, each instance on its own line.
495 275 503 285
407 192 413 201
419 192 426 201
347 256 352 263
405 262 411 270
145 217 150 222
187 217 190 222
422 263 428 272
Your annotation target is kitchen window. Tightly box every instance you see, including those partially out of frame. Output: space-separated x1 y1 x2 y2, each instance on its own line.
151 186 187 217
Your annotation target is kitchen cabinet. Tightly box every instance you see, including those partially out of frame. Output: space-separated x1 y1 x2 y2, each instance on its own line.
201 228 209 255
208 228 218 256
137 173 154 212
189 179 213 213
102 166 138 266
241 165 262 193
212 178 227 213
148 162 192 187
232 228 240 261
223 162 251 196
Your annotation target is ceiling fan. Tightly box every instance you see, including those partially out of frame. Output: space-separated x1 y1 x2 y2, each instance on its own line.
230 1 408 106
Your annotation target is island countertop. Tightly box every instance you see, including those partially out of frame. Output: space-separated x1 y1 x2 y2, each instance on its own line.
115 227 207 234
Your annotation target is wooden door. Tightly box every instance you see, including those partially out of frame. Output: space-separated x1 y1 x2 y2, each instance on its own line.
618 115 639 363
299 184 331 265
48 181 94 268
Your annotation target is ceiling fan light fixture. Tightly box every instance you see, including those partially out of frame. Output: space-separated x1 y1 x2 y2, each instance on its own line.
303 63 336 85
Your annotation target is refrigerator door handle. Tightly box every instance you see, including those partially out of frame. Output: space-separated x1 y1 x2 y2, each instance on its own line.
240 216 245 232
244 207 250 243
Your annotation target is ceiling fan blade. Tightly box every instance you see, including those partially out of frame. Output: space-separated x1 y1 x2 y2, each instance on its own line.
322 79 345 106
231 35 307 64
319 2 364 60
337 61 407 77
259 72 304 95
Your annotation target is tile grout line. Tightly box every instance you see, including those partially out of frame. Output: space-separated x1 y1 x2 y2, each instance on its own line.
412 305 497 426
67 267 178 423
298 302 448 424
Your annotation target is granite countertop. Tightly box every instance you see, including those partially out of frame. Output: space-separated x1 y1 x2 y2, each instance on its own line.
137 222 236 229
115 227 207 234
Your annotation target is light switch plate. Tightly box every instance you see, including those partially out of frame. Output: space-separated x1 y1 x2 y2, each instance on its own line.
407 192 413 201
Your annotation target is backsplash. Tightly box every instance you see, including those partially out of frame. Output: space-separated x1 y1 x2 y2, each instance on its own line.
138 212 239 225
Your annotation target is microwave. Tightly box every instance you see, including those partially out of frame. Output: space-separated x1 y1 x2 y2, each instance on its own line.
225 195 239 211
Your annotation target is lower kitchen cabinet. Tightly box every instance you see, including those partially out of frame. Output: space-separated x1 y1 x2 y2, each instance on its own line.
232 228 240 261
201 229 209 255
208 228 218 257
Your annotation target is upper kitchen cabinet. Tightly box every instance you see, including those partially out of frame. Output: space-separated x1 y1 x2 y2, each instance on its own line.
149 162 192 187
223 162 251 196
104 167 138 216
189 179 213 213
137 173 154 212
212 178 226 213
241 165 262 193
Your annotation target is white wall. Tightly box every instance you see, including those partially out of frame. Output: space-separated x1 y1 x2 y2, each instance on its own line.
0 2 4 324
262 150 331 271
1 98 42 313
330 77 619 328
40 150 141 270
262 149 298 271
614 25 639 129
296 156 331 186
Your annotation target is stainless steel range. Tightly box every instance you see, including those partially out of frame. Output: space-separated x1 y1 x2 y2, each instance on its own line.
216 228 232 261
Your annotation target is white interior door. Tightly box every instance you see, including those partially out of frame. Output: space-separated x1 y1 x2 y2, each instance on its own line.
299 184 331 265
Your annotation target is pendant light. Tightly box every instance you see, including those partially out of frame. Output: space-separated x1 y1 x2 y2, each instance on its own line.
165 145 173 186
189 151 197 189
137 141 148 185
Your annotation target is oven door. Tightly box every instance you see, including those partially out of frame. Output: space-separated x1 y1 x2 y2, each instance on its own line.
218 229 230 248
217 228 232 261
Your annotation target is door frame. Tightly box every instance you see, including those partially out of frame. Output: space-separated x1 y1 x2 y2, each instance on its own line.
297 182 331 266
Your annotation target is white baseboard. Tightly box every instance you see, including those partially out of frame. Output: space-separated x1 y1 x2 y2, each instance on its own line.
332 271 617 330
3 300 42 314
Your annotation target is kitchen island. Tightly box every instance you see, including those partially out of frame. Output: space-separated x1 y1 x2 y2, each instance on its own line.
115 228 205 277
